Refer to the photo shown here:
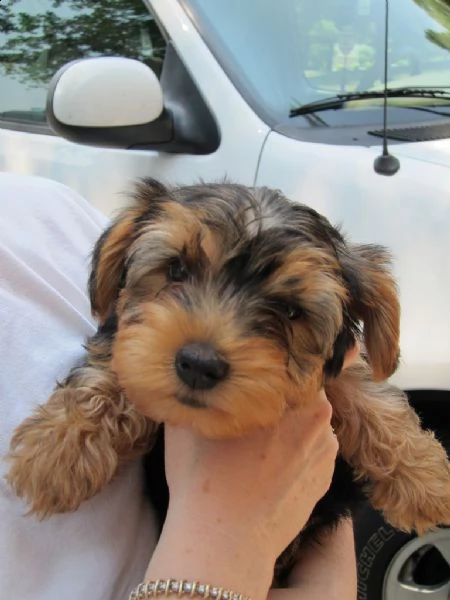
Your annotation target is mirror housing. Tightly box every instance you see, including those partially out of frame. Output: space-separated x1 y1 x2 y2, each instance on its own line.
51 57 164 127
47 45 220 154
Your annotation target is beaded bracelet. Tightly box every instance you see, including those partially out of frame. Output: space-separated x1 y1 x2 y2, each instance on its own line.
128 579 251 600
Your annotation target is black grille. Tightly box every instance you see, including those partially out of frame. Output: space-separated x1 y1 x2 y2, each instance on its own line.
369 121 450 142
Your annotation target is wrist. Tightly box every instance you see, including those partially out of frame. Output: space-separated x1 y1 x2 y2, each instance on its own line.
145 504 275 600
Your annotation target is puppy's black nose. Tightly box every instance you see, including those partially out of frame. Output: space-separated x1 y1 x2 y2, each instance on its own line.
175 343 229 390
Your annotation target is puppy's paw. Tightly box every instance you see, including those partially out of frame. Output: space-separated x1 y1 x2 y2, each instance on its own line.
369 430 450 534
6 390 120 518
6 384 154 518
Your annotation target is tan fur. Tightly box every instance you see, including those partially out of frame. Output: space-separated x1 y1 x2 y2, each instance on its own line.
340 244 400 379
94 208 147 321
328 360 450 533
6 368 155 518
112 299 323 439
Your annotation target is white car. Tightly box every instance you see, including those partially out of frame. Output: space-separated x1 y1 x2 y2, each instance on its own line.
1 1 450 598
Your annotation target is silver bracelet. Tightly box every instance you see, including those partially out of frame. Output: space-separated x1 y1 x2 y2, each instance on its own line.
129 579 251 600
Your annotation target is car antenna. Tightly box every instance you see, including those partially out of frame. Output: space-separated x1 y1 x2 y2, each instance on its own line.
373 0 400 175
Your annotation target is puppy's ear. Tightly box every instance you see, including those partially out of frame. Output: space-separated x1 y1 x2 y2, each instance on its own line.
340 244 400 380
325 321 358 378
89 178 169 323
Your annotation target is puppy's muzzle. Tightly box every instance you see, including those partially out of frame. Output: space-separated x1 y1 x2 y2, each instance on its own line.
175 342 229 391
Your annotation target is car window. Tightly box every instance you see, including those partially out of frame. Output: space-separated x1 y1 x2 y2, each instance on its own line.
0 0 166 126
184 0 450 120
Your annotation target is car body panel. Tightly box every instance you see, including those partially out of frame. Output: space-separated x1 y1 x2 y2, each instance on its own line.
0 0 449 394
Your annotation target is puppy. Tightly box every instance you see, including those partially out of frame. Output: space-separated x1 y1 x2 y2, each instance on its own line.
6 180 450 582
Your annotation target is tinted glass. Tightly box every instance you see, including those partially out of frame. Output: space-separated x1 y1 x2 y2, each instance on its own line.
0 0 166 124
185 0 450 119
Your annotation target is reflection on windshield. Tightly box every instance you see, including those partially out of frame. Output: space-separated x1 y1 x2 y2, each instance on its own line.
186 0 450 118
305 0 450 94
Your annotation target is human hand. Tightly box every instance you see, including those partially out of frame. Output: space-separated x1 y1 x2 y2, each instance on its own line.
164 390 338 564
145 390 338 600
145 345 360 600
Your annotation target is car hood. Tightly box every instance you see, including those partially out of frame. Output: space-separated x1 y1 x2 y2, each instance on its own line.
393 138 450 169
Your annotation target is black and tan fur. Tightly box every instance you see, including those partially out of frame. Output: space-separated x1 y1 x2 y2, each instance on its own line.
6 180 450 582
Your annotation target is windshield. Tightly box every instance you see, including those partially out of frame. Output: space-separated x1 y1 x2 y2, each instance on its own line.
183 0 450 120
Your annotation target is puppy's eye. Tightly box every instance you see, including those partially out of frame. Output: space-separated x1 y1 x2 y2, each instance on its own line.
167 258 189 282
286 305 303 321
271 300 304 321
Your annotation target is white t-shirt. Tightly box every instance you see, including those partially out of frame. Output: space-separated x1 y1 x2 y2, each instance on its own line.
0 173 158 599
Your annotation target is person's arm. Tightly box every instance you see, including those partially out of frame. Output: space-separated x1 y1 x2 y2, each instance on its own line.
142 392 339 600
145 501 275 600
139 348 361 600
145 518 356 600
269 519 357 600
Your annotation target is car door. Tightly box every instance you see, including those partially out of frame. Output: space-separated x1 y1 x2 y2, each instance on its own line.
0 0 269 214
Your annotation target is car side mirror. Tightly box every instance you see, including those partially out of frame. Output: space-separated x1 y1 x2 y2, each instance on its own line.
50 57 164 128
46 48 220 155
47 56 173 149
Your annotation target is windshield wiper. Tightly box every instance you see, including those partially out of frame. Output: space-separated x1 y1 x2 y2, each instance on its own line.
290 87 450 117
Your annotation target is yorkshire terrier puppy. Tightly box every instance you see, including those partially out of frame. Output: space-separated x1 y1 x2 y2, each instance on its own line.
6 180 450 581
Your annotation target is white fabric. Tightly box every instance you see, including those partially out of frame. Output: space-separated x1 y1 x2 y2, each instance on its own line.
0 173 158 599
